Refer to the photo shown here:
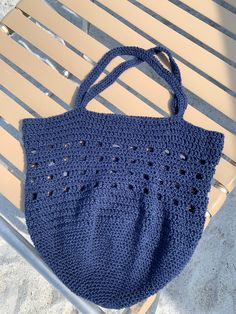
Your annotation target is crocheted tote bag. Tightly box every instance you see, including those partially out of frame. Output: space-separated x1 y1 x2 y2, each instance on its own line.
22 45 224 309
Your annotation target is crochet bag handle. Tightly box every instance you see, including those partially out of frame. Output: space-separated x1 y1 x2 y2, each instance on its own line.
75 45 187 118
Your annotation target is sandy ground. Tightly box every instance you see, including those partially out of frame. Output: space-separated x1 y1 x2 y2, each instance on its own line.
0 236 77 314
0 1 236 314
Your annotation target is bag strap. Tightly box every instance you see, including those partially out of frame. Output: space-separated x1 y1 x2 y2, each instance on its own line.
78 46 182 116
75 45 187 118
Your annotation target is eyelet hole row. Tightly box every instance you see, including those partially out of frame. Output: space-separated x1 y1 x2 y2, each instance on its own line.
108 183 148 194
196 173 203 180
112 157 119 162
175 182 181 189
46 172 69 181
186 204 195 213
32 155 199 171
179 153 187 161
199 159 206 165
191 187 198 195
64 143 71 148
63 156 69 162
42 144 192 160
31 162 39 169
164 149 170 155
172 199 195 214
146 147 154 152
33 144 207 172
129 145 137 150
30 158 71 167
173 199 179 206
63 186 70 192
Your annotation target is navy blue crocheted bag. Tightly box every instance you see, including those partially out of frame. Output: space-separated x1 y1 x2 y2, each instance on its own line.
22 45 224 309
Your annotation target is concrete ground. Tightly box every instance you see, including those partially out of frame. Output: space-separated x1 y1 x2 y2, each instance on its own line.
0 1 235 313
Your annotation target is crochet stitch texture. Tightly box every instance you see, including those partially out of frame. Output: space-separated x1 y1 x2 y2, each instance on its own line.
22 45 225 309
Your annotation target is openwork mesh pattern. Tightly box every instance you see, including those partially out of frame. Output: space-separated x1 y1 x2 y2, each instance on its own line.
22 46 224 309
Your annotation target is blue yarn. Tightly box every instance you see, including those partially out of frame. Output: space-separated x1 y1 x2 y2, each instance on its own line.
22 45 224 309
75 46 186 117
79 46 182 116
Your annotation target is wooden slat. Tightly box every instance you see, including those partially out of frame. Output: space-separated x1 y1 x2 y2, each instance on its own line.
9 0 187 121
0 90 33 130
16 0 171 114
0 89 112 132
183 108 236 162
29 0 236 161
0 1 233 188
17 0 107 63
214 158 236 193
207 185 227 217
2 6 236 162
204 215 211 229
0 127 24 172
134 295 156 314
224 0 236 9
0 58 66 117
56 0 236 122
0 56 110 119
2 9 162 118
0 30 76 104
181 0 236 34
0 55 236 170
17 0 236 122
139 0 236 62
0 63 234 191
85 0 236 92
0 91 111 130
0 164 21 208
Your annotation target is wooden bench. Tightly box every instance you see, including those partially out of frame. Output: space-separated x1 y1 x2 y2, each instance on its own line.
0 1 236 313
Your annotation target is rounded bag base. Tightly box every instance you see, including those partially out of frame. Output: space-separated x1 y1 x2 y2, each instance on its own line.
25 189 206 309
